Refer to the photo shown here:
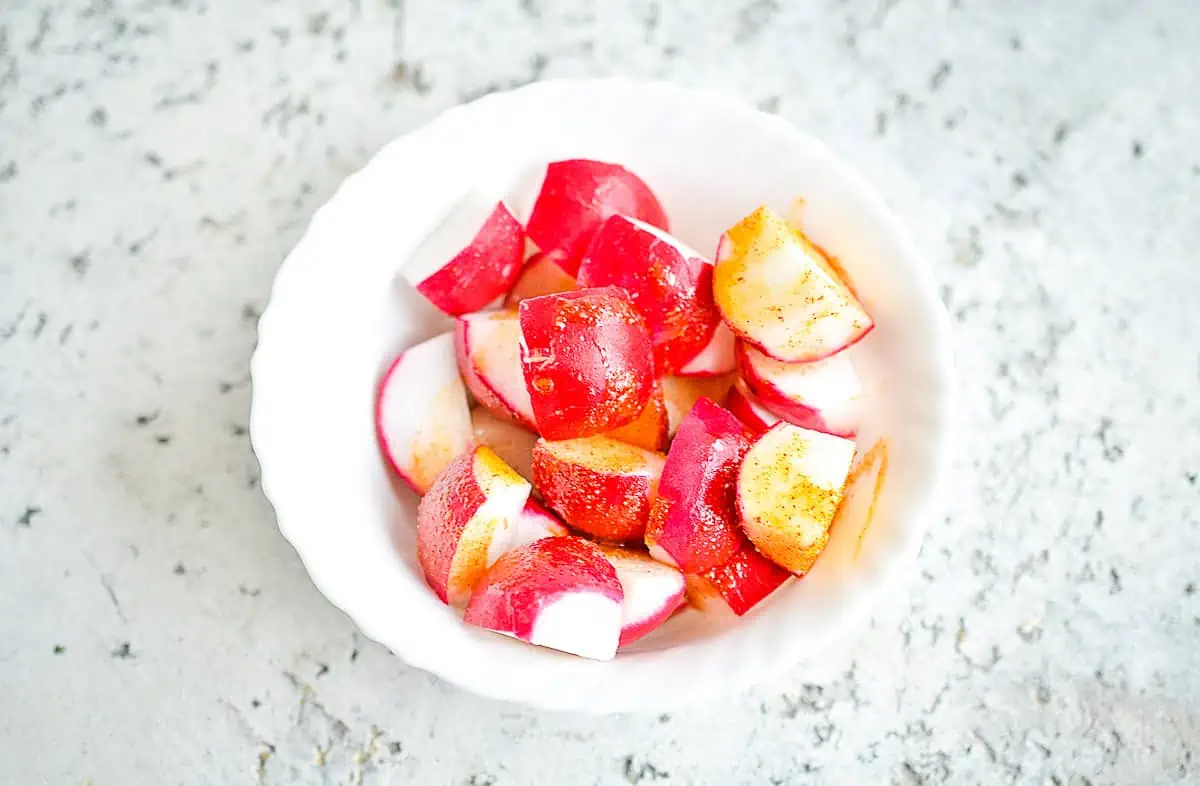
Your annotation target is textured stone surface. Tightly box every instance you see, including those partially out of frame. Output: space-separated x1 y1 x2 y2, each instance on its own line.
2 1 1199 784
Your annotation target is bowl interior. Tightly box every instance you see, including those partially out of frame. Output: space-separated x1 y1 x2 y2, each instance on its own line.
251 80 951 711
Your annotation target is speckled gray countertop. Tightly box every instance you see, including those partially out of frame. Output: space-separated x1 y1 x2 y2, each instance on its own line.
2 1 1199 784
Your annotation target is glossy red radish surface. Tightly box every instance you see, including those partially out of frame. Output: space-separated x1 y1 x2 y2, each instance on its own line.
605 382 669 452
736 341 863 437
724 380 780 436
645 397 751 573
577 215 719 374
464 536 623 660
686 541 791 616
403 196 524 316
417 446 532 606
662 374 736 437
596 545 686 647
523 159 669 276
677 321 737 377
713 205 873 362
504 251 577 306
531 436 665 542
376 333 474 494
510 499 570 549
737 422 856 574
518 287 655 440
455 310 536 430
470 407 537 481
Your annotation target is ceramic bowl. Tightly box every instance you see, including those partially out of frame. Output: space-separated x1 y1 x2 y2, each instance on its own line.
250 79 953 712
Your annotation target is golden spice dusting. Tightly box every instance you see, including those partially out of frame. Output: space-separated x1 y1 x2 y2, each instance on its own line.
409 380 468 490
543 436 650 474
473 445 527 495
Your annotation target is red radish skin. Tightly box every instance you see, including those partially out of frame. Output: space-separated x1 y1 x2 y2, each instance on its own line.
596 545 687 647
376 333 474 494
713 206 873 363
662 374 737 437
531 436 666 542
504 251 577 306
464 536 623 660
735 341 863 438
605 382 669 451
404 200 525 316
470 407 537 481
417 447 532 606
524 159 669 276
724 381 780 436
686 541 791 616
518 287 655 440
645 398 751 573
577 215 720 374
455 311 537 430
736 422 856 574
677 321 737 377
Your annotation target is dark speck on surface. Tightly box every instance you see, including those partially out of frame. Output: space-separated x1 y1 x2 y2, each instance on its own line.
135 411 159 426
0 161 16 183
173 562 186 575
1053 122 1069 145
111 642 135 659
1132 140 1144 158
388 741 403 755
16 506 42 527
239 585 261 597
145 152 163 167
1186 582 1196 596
230 424 247 437
155 434 171 445
31 313 48 339
316 663 330 677
929 61 952 91
250 698 262 708
69 252 90 277
89 107 108 126
53 645 66 655
1012 171 1028 188
1010 36 1022 50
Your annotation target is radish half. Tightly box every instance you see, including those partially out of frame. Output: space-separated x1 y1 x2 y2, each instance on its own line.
464 536 624 661
376 333 474 494
402 192 525 316
454 310 537 431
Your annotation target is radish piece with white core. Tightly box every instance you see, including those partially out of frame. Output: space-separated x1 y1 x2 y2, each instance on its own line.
522 159 670 276
737 423 856 574
605 382 669 451
417 446 532 606
577 215 720 375
713 205 873 362
402 192 525 316
470 407 537 481
455 311 536 430
676 321 737 377
532 436 666 542
645 397 751 573
596 545 686 647
736 341 863 438
464 537 623 661
724 381 780 436
376 333 474 494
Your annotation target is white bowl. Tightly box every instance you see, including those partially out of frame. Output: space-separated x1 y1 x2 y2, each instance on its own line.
250 79 953 713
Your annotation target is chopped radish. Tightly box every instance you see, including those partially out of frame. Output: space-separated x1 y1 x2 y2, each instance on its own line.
736 341 863 438
577 215 720 374
464 537 623 660
685 541 791 616
454 310 536 430
402 193 524 316
662 374 737 437
504 251 577 306
531 436 666 542
376 333 474 494
737 423 856 574
645 398 751 573
676 322 737 377
596 545 686 647
518 287 655 440
470 407 538 481
523 159 669 276
510 499 570 549
605 382 669 451
417 446 532 606
724 380 780 436
713 205 873 362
